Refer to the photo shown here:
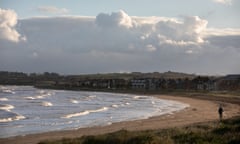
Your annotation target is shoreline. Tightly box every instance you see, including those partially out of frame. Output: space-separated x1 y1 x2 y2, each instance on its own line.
0 95 240 144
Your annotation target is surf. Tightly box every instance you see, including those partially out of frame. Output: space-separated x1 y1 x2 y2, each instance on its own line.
63 107 109 119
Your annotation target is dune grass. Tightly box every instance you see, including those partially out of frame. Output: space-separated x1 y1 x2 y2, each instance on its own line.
39 116 240 144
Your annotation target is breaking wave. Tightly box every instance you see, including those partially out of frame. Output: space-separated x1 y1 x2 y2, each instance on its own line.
63 107 108 119
84 95 97 100
24 92 54 100
24 96 37 100
70 99 79 104
1 89 15 94
133 96 147 99
0 98 8 101
0 104 14 111
111 104 119 108
0 109 25 123
0 115 25 123
41 101 53 107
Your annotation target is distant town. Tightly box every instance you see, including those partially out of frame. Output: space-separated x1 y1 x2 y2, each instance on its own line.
0 71 240 92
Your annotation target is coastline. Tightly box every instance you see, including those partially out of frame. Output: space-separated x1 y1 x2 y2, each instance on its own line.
0 95 240 144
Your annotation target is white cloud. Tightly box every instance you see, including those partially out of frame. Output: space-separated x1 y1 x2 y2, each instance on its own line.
155 16 208 43
0 8 22 42
96 10 134 28
203 28 240 36
0 10 239 74
213 0 232 5
37 6 69 14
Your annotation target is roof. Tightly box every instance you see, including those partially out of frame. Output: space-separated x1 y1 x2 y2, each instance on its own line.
223 75 240 80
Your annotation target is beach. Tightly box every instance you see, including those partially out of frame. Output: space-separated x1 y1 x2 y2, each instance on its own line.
0 95 240 144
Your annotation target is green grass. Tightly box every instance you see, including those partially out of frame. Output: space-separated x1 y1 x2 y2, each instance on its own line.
39 116 240 144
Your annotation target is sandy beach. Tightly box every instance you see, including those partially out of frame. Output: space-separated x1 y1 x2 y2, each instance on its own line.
1 95 240 144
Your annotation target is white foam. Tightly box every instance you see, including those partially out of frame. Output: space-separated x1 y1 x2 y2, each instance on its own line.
88 107 108 113
41 101 53 107
89 95 96 98
2 89 15 94
24 96 36 100
111 104 118 108
63 111 89 118
70 99 79 104
0 98 8 101
0 104 14 111
133 96 147 99
36 94 49 99
0 117 15 122
87 95 96 99
25 93 50 99
0 115 25 123
63 107 108 119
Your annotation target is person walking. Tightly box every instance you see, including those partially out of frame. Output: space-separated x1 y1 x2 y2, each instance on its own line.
218 105 224 121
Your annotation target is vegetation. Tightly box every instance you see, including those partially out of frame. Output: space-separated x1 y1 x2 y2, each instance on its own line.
1 71 239 92
39 116 240 144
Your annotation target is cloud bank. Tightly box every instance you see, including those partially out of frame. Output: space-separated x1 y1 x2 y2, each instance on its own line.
0 9 240 75
37 6 69 14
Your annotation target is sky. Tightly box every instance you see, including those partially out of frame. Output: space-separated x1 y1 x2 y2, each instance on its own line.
0 0 240 75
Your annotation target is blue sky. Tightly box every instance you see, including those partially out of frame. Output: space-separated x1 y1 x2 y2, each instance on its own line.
1 0 239 28
0 0 240 75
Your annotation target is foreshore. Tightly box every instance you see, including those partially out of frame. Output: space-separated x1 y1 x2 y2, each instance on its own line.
0 95 240 144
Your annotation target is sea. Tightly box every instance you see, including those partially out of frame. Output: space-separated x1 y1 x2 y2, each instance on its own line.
0 85 189 138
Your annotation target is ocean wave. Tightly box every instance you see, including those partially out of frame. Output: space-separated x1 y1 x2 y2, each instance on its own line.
24 92 53 100
111 104 119 108
85 95 96 100
62 111 90 118
41 101 53 107
0 98 9 101
70 99 79 104
36 93 52 99
24 96 37 100
0 110 25 123
88 107 108 113
1 89 15 94
88 95 96 98
133 96 147 99
0 104 14 111
0 115 25 123
119 102 131 107
62 107 108 119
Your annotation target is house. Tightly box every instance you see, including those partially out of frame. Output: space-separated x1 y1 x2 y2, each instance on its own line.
217 75 240 90
109 79 128 89
131 79 146 89
146 78 159 90
191 76 217 91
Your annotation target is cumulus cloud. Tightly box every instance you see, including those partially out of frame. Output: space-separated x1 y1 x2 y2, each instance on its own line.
96 10 134 28
37 6 69 14
213 0 232 5
155 16 208 43
0 8 22 42
0 10 239 74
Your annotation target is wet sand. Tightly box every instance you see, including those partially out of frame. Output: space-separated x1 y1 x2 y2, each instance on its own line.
1 95 240 144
